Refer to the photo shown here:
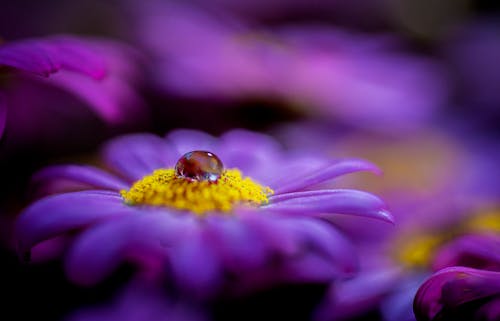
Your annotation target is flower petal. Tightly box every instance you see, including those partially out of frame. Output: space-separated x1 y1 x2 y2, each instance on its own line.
15 190 132 257
217 129 283 182
272 158 381 194
102 134 176 182
288 218 358 275
315 267 403 321
414 267 500 321
0 36 106 79
265 189 393 223
32 165 129 194
166 129 217 155
204 215 268 273
65 212 191 286
169 225 223 298
432 234 500 271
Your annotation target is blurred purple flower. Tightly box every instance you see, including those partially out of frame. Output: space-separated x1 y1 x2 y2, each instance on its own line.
0 35 146 141
414 265 500 321
131 0 446 132
15 129 392 298
276 123 500 321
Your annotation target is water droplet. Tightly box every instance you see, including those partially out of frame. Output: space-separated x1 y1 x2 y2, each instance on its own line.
175 151 224 182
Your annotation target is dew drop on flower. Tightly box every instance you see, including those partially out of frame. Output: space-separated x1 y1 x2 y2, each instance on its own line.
175 151 224 182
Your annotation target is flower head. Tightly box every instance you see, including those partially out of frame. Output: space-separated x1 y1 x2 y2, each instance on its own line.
15 129 392 298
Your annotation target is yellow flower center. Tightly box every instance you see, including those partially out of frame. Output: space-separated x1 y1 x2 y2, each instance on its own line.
394 209 500 269
121 169 273 215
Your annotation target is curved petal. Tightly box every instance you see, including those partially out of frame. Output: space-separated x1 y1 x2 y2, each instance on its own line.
45 70 140 123
432 234 500 271
414 267 500 321
32 165 129 194
0 36 106 79
15 190 132 257
166 129 217 155
65 212 192 286
265 189 393 223
102 134 176 182
271 158 382 194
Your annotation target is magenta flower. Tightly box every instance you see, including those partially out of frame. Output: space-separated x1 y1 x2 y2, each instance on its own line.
131 0 446 132
15 129 392 298
414 266 500 321
0 35 145 140
413 234 500 321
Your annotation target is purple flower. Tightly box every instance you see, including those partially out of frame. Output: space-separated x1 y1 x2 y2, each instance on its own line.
15 129 392 298
432 234 500 272
131 0 446 132
0 35 146 141
414 266 500 321
279 124 500 321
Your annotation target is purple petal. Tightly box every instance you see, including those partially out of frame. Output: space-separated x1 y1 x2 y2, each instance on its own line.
204 215 268 273
315 268 403 321
238 211 302 256
414 267 500 321
43 70 141 123
32 165 129 194
265 189 393 223
15 190 133 256
0 36 106 79
102 134 176 182
65 212 192 286
40 36 107 79
288 218 358 275
432 234 500 271
272 158 382 194
277 252 345 283
0 92 6 138
166 129 217 155
217 129 283 181
169 225 223 298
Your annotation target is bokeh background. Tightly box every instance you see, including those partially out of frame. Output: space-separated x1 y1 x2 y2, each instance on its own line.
1 1 500 320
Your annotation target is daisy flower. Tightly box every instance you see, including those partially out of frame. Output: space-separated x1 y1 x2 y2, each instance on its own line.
15 129 392 298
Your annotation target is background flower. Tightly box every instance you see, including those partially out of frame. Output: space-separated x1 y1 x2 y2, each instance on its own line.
0 35 147 151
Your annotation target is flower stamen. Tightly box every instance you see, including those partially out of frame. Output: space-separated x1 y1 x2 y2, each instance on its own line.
121 168 273 215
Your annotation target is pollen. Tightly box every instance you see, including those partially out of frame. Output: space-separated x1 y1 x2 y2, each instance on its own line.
121 169 273 215
462 209 500 233
395 233 445 269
